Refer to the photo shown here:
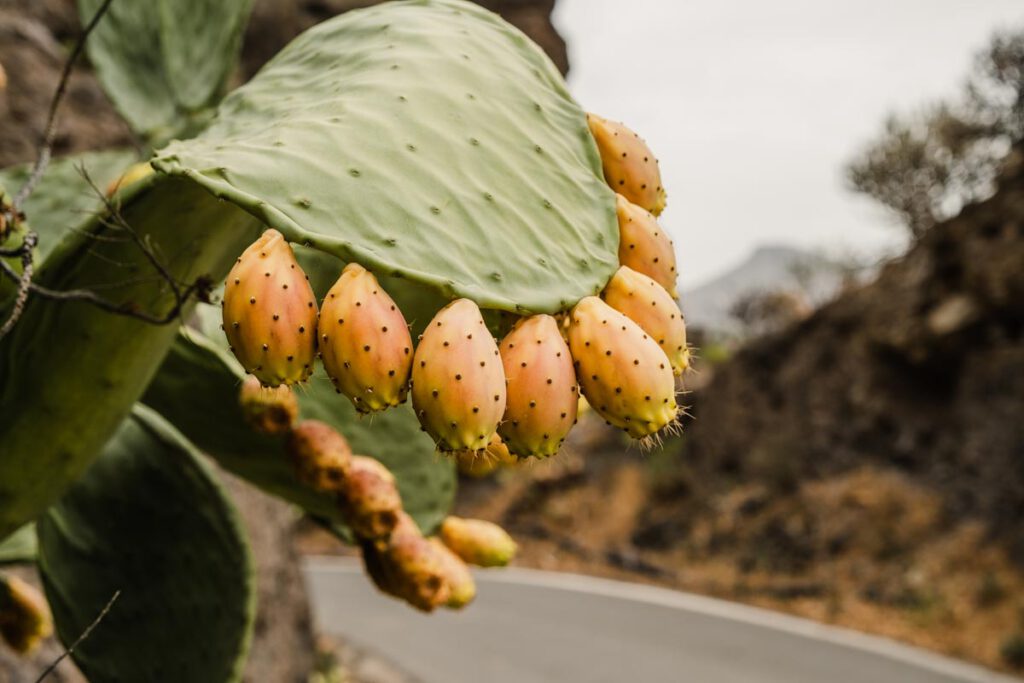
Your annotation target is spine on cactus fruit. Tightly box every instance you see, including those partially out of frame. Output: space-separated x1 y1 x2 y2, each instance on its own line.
587 113 667 216
238 375 299 435
410 299 507 454
454 434 517 478
567 296 678 439
0 575 52 654
222 229 319 387
602 266 689 376
497 315 579 458
338 456 402 540
439 516 517 567
285 420 352 492
319 263 414 413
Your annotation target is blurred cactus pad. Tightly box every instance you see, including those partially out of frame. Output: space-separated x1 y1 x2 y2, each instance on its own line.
0 0 616 547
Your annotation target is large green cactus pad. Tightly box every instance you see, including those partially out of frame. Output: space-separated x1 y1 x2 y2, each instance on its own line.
153 0 618 312
79 0 253 141
144 328 455 533
37 405 254 683
0 179 261 538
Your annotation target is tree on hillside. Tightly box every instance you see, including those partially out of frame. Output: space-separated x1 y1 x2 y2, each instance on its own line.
846 26 1024 239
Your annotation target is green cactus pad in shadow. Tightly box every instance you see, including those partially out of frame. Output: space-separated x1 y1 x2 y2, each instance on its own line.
153 0 618 313
37 405 255 683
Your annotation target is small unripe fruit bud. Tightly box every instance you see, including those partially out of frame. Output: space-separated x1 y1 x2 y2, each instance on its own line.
238 375 299 435
454 434 516 478
0 575 52 653
340 456 402 540
439 516 517 567
286 420 352 492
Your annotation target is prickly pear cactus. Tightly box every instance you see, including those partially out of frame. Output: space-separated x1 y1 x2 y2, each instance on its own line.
37 405 255 683
0 0 619 537
152 0 618 312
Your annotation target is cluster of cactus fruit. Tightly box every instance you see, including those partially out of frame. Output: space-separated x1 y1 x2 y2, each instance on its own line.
222 113 686 465
238 387 515 611
218 110 684 608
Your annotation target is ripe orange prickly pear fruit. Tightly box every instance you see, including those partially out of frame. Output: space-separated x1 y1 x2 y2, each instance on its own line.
364 513 451 612
616 195 678 297
587 113 666 215
286 420 352 492
340 456 402 540
0 575 52 653
105 161 154 197
238 375 299 435
568 296 677 438
439 516 517 567
429 537 476 608
497 315 578 458
411 299 506 453
602 267 689 375
319 263 413 413
222 229 318 387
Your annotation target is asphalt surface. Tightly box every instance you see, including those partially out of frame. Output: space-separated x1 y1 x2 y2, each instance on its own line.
305 558 1020 683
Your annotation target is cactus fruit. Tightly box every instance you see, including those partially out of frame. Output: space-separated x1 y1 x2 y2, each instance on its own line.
362 513 451 612
497 315 578 458
587 114 666 216
339 456 402 540
286 420 352 492
602 267 689 376
319 263 414 413
567 296 678 439
439 516 517 567
104 162 155 197
0 575 52 653
616 195 678 297
238 375 299 435
411 299 507 453
222 229 318 387
429 538 476 609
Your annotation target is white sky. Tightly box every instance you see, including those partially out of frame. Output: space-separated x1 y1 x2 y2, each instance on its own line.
553 0 1024 286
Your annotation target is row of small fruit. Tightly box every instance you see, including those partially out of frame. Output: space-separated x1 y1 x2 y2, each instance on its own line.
221 113 686 460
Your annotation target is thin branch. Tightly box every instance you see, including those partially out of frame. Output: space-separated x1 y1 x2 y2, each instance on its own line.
34 590 121 683
0 0 117 339
0 258 209 326
12 0 117 210
0 236 36 338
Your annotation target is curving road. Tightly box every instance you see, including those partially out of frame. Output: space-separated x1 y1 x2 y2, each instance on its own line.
304 558 1020 683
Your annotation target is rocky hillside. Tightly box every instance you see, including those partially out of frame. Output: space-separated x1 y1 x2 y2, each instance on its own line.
671 146 1024 561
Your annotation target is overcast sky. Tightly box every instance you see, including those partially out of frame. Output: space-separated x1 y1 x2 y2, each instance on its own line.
553 0 1023 286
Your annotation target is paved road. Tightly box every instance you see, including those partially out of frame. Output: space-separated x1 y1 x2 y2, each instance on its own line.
305 558 1020 683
